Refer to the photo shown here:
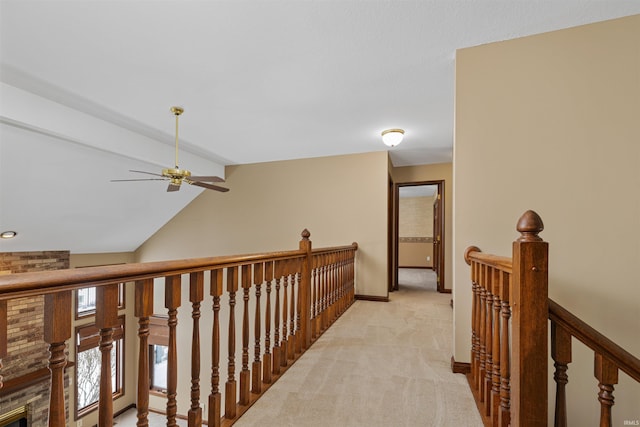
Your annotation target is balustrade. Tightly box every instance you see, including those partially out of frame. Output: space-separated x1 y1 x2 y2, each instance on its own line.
464 211 639 427
0 229 357 426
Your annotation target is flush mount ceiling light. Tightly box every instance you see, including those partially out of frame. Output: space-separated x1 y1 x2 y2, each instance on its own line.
0 231 17 239
381 129 405 147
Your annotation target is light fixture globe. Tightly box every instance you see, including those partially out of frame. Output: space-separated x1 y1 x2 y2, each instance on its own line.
381 129 405 147
0 231 17 239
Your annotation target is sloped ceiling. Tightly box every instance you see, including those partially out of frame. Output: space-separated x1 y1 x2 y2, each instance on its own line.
1 1 638 253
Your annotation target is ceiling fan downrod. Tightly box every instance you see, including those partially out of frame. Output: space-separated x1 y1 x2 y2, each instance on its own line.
170 106 184 169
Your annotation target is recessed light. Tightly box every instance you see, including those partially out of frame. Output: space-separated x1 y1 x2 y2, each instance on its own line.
1 231 17 239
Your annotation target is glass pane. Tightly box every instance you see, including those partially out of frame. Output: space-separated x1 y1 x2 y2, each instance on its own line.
77 287 97 314
152 345 168 390
77 343 118 410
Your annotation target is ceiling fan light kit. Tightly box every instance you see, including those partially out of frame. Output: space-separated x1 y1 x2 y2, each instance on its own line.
111 107 229 193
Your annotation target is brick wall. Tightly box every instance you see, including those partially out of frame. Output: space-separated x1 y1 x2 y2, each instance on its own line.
0 251 70 426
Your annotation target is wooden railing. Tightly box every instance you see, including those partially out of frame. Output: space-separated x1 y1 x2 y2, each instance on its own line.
464 210 640 427
0 230 357 427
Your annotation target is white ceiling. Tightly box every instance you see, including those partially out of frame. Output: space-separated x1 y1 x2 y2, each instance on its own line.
1 1 639 254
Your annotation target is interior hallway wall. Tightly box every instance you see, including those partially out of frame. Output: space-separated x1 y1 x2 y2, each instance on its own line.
454 15 639 425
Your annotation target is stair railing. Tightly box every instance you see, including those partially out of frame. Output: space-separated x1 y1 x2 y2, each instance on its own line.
464 210 639 427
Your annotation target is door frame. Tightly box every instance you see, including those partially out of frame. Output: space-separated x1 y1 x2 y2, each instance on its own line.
391 180 446 292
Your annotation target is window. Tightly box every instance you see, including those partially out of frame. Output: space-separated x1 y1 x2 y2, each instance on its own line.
150 344 169 392
148 315 169 395
75 316 125 418
75 283 125 319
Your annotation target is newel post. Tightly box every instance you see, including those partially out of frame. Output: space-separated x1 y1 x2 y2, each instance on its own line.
0 300 6 389
299 229 312 350
511 210 548 427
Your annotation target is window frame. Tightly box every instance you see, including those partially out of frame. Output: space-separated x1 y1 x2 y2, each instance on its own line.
74 315 126 419
148 315 169 396
75 282 125 320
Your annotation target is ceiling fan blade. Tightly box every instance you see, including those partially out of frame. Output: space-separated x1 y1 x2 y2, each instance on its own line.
190 181 230 192
111 178 167 182
167 183 181 192
130 169 164 177
188 175 225 183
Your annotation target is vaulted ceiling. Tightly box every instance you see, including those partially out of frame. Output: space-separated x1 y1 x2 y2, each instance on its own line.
1 1 638 253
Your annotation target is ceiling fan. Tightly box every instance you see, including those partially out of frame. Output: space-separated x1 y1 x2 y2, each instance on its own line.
111 106 229 193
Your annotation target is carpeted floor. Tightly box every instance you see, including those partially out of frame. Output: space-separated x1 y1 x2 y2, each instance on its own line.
114 269 481 426
234 268 482 427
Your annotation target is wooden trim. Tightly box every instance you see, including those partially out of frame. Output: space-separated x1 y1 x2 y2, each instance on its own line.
398 265 432 270
354 294 389 302
0 363 75 397
450 356 471 374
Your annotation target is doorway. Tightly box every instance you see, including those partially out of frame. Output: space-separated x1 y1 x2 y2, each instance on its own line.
390 180 446 293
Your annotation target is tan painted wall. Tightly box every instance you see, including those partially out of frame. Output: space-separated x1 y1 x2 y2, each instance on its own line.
69 252 137 426
391 162 453 290
454 16 640 424
398 242 433 268
135 151 389 415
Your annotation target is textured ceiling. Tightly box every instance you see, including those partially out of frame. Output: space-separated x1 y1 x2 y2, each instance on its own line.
1 1 639 253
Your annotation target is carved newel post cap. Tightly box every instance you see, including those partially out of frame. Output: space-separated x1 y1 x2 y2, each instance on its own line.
516 210 544 242
352 242 358 250
301 229 311 240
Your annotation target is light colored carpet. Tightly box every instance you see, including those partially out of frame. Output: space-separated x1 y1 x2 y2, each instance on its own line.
234 269 482 427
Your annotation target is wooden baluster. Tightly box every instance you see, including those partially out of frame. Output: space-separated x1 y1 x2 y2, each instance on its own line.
511 210 548 426
484 266 494 415
491 269 502 427
0 300 6 390
240 265 251 406
595 353 618 427
551 321 572 427
280 262 289 367
332 253 338 318
208 269 223 427
225 266 238 419
252 263 263 394
288 263 296 360
478 265 487 401
470 261 479 388
135 279 154 427
189 272 204 427
322 254 328 331
299 229 312 349
263 261 274 384
96 284 119 427
294 266 303 354
313 256 320 338
272 261 281 375
499 271 511 427
43 290 71 427
165 275 182 427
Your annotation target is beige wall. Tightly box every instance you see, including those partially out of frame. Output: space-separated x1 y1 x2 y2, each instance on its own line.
398 242 433 268
69 252 137 426
392 162 453 289
135 151 389 415
454 15 639 424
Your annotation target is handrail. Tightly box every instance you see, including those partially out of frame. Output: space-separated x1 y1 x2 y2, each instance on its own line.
549 299 640 383
0 230 358 427
312 242 358 255
464 245 512 273
0 249 306 299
